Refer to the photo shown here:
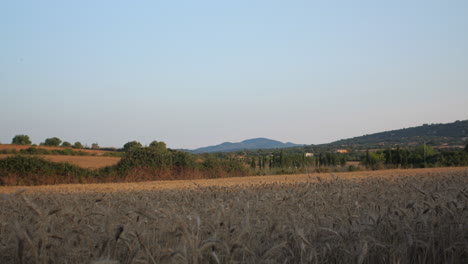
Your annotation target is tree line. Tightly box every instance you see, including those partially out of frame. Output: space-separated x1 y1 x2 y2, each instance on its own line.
361 144 468 169
10 135 90 149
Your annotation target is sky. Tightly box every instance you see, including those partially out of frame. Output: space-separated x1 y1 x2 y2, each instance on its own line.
1 0 468 149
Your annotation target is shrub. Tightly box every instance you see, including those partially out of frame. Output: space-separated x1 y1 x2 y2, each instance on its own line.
117 147 173 172
61 141 72 148
44 137 62 147
73 142 84 149
11 135 32 145
0 156 92 185
149 140 167 151
123 141 142 152
348 165 360 172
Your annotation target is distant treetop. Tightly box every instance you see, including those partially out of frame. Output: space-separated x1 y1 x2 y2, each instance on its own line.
43 137 62 147
12 135 32 145
61 141 72 148
73 142 83 149
123 141 142 152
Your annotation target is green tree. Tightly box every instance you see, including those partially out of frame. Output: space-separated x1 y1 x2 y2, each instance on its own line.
250 157 256 169
280 150 285 167
416 144 435 166
12 135 32 145
149 140 167 152
91 143 100 150
385 148 392 166
123 141 142 152
73 142 83 149
44 137 62 147
395 145 402 166
61 141 72 148
362 150 381 169
465 142 468 153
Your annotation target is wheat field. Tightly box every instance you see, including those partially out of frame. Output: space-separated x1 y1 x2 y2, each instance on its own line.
1 167 467 263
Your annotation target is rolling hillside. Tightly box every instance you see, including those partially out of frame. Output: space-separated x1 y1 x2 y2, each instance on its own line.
191 138 301 153
327 120 468 149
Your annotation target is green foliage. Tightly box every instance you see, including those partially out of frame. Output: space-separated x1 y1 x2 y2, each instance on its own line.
18 147 86 156
200 155 247 178
11 135 32 145
123 141 142 152
117 146 172 171
91 143 100 150
0 156 91 185
361 150 383 169
330 120 468 149
61 141 72 148
44 137 62 147
73 142 83 149
149 140 167 152
360 144 468 169
172 151 195 169
250 157 256 169
102 151 125 157
348 165 359 172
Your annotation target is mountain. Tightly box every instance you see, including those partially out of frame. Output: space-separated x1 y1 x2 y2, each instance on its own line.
191 138 301 153
326 120 468 149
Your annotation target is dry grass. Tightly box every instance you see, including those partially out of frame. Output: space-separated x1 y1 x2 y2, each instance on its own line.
0 154 121 169
1 167 467 263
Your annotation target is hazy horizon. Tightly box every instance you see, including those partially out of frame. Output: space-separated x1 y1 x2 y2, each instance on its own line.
2 1 468 149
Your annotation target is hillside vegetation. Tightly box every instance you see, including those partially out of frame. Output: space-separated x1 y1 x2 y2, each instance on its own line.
328 120 468 149
191 138 300 153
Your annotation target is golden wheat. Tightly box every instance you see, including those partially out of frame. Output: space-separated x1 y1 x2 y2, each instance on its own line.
0 168 467 263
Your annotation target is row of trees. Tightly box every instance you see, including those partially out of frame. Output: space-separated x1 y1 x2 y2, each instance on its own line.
116 142 247 179
361 144 468 169
122 140 166 152
247 150 347 174
11 135 94 149
11 136 170 152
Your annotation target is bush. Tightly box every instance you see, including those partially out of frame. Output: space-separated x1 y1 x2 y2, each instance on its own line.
117 147 173 172
0 156 92 185
73 142 83 149
61 141 72 148
348 165 360 172
123 141 142 152
44 137 62 147
11 135 32 145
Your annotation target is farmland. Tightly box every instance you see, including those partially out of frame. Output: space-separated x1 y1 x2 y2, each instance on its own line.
1 167 467 263
0 144 111 156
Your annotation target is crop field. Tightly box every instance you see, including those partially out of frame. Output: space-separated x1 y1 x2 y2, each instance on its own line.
0 154 121 169
1 167 467 263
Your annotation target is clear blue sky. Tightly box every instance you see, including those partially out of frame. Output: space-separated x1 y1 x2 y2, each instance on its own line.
2 0 468 149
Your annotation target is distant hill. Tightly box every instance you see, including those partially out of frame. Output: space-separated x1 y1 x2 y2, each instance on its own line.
191 138 301 153
327 120 468 149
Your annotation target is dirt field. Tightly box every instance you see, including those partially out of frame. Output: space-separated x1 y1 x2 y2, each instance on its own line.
0 144 112 155
1 167 467 263
0 154 121 169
